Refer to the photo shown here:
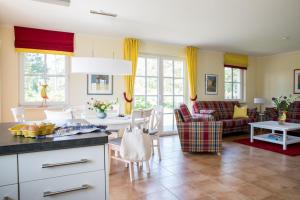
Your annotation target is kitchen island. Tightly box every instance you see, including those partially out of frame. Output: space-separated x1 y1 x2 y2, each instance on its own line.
0 122 109 200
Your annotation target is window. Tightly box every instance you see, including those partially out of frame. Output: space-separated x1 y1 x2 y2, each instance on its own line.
162 58 185 132
134 55 185 133
224 67 244 100
20 53 68 105
134 56 159 109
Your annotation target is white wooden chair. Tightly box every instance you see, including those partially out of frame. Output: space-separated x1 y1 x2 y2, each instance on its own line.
108 109 153 182
149 105 163 160
44 110 73 121
11 107 25 122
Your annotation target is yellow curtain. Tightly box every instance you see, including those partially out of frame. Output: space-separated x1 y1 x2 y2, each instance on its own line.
185 46 198 101
224 53 248 69
123 38 140 114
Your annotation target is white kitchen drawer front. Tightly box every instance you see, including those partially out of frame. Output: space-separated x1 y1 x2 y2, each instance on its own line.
20 170 106 200
19 145 105 182
0 184 18 200
0 155 18 186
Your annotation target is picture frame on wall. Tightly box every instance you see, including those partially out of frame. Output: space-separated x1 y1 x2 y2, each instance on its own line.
294 69 300 94
205 74 218 95
87 74 113 95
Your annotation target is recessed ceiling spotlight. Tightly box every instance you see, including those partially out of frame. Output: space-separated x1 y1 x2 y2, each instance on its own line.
90 10 117 18
281 36 290 40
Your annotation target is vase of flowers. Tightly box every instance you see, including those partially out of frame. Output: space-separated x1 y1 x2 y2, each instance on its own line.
87 98 113 119
272 95 298 124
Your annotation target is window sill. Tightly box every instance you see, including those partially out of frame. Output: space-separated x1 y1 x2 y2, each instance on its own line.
22 105 66 110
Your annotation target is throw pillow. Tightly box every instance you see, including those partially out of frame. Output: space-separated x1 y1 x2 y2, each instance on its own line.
233 105 248 119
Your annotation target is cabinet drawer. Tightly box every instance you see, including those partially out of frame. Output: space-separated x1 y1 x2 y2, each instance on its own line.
0 155 18 186
20 170 106 200
0 184 18 200
19 145 105 182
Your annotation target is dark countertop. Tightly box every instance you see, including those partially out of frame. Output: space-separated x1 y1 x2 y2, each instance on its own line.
0 123 108 156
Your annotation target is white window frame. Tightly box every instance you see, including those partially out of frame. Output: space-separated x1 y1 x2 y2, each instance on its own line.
134 53 186 134
224 67 245 101
19 53 70 106
134 55 159 109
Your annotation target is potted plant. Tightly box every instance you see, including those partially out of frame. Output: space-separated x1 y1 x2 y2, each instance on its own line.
87 98 114 119
272 95 299 124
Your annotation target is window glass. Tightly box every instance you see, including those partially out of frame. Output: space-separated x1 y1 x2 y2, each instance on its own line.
21 53 68 104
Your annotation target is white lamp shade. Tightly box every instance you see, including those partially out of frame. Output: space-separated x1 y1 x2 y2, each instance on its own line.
254 97 265 104
71 57 132 75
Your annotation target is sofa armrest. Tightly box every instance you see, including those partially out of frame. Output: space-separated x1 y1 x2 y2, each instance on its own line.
264 107 278 120
176 121 223 138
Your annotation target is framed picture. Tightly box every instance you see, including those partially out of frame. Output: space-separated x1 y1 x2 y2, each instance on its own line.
205 74 218 95
87 74 113 95
294 69 300 94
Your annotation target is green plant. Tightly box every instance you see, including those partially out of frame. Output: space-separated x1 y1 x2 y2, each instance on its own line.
272 95 299 111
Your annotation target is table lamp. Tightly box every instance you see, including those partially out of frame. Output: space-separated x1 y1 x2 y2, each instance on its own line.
254 98 265 114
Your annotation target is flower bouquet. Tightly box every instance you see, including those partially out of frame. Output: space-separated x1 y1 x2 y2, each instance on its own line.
87 98 114 119
272 95 299 124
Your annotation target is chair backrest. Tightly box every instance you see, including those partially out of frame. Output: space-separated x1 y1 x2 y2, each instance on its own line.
44 110 73 121
11 107 25 122
131 109 153 130
150 105 163 134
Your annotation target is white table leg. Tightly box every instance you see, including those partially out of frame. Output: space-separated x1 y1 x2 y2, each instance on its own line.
272 129 275 134
283 130 287 150
250 125 254 143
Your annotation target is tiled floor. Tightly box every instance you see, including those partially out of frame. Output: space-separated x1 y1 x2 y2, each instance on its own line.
109 134 300 200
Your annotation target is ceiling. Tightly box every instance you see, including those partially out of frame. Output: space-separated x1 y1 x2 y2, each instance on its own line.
1 0 300 55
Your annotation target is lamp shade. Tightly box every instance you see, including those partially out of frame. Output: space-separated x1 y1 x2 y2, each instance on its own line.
254 97 265 104
71 57 132 75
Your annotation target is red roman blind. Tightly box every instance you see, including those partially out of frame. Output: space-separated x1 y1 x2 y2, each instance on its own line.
14 26 74 55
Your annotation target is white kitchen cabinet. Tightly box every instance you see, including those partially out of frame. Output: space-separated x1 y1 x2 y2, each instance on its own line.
0 155 18 187
19 145 104 182
20 170 106 200
0 144 108 200
0 184 18 200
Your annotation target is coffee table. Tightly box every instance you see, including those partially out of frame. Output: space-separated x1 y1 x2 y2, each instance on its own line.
249 121 300 150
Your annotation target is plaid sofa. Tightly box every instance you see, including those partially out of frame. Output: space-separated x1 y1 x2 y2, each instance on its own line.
174 105 223 153
265 101 300 123
192 101 258 134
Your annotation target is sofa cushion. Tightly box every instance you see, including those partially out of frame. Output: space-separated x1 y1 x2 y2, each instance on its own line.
221 118 252 129
179 104 192 122
287 112 300 120
233 105 248 119
193 101 239 120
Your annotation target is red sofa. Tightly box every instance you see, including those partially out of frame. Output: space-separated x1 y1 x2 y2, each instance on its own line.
192 101 258 134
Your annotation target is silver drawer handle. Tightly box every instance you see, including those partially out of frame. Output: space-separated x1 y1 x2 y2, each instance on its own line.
42 159 89 168
43 184 90 197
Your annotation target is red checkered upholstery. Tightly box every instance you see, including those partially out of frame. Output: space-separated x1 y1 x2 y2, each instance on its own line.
192 101 258 134
179 104 192 122
175 109 222 153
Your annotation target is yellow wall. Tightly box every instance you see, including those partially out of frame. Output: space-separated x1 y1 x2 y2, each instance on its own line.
0 25 260 122
0 26 187 122
197 50 257 107
255 51 300 107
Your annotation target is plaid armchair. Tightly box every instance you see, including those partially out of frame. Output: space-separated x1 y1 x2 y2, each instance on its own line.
174 105 223 154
